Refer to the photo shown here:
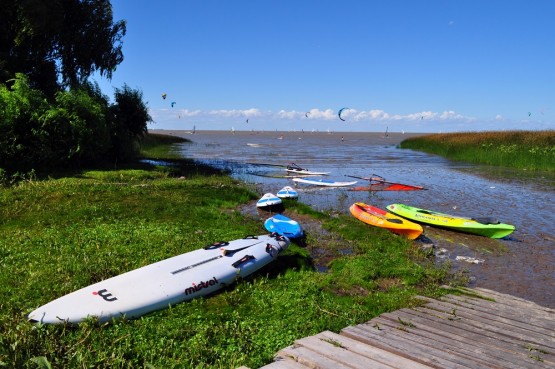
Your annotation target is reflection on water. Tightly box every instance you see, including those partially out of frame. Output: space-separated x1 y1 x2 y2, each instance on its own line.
164 130 555 308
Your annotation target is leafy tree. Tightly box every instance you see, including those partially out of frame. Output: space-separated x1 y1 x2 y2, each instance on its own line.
0 74 49 171
43 82 111 165
109 84 152 160
0 2 154 174
0 0 126 96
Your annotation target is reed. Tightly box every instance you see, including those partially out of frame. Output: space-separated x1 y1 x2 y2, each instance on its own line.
399 130 555 171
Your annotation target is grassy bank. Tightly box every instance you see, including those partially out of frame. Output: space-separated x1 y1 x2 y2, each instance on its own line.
1 134 454 369
399 130 555 171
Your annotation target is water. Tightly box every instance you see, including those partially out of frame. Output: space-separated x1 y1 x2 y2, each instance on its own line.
158 130 555 308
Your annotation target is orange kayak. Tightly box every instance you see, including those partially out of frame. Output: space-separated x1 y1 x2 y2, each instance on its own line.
349 202 423 240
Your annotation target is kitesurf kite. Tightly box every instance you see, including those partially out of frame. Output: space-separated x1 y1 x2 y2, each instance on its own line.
162 93 167 100
171 102 176 107
338 107 349 121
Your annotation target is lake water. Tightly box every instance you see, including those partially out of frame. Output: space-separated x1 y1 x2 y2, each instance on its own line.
155 129 555 308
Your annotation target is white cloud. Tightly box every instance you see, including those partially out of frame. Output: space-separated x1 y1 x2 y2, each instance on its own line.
147 106 539 133
207 108 262 118
439 111 466 120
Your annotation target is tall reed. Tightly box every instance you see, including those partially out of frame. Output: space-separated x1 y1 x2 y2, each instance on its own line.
399 130 555 171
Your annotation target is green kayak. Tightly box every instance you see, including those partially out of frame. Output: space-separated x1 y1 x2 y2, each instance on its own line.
386 203 516 239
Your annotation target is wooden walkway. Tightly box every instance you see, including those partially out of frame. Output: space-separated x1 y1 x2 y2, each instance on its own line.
255 288 555 369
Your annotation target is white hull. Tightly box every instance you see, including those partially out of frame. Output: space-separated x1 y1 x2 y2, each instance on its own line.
256 193 282 207
292 178 357 187
28 235 289 324
285 169 329 176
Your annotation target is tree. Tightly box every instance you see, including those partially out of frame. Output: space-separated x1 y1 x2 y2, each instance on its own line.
109 84 152 160
0 0 126 96
0 74 50 171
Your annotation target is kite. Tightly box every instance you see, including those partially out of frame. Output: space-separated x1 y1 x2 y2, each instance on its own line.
171 102 176 108
528 112 531 117
338 107 349 121
162 93 167 100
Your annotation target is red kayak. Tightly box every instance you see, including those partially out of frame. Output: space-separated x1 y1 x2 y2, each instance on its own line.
349 202 423 240
347 175 426 191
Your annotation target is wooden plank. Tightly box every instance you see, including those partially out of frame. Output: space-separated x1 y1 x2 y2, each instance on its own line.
414 304 555 350
468 288 555 315
293 335 398 369
278 345 355 369
422 298 555 339
372 314 553 369
259 357 310 369
386 309 555 368
440 294 555 329
473 287 555 310
439 292 555 322
409 301 552 347
315 331 434 369
254 288 555 369
342 324 492 369
366 316 516 369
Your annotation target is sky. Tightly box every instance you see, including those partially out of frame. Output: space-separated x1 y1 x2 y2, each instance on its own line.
94 0 555 133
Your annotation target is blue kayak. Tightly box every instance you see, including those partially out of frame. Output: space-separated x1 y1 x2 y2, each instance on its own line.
264 214 304 239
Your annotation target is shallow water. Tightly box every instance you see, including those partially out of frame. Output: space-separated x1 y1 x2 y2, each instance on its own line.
158 129 555 308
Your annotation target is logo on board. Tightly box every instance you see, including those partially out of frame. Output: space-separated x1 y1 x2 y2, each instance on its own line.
184 277 219 296
93 289 118 302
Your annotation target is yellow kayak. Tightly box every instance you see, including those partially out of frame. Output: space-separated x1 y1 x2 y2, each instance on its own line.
349 202 423 240
386 203 515 239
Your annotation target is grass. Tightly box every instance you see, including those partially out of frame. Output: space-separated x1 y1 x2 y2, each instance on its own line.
399 130 555 171
0 133 454 369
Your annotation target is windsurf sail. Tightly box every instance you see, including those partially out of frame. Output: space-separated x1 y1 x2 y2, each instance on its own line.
347 175 426 191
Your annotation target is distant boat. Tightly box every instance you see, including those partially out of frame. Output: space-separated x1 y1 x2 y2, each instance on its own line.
185 125 196 135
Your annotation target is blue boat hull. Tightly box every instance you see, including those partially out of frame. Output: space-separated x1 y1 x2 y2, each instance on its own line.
264 214 303 239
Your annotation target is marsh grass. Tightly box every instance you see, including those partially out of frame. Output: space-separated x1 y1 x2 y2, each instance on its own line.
399 130 555 171
0 133 451 368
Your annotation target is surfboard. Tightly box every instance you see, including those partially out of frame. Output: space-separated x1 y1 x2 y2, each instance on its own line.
284 163 329 176
28 234 290 324
264 214 304 239
292 178 357 187
285 169 330 176
256 193 282 207
276 186 298 199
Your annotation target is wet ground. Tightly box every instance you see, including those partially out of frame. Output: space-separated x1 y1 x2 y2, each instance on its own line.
153 129 555 308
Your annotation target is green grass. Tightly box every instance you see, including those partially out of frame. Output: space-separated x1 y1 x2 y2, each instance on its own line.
399 130 555 171
0 133 454 368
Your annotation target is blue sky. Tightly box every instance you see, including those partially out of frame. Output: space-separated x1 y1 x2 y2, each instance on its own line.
94 0 555 133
